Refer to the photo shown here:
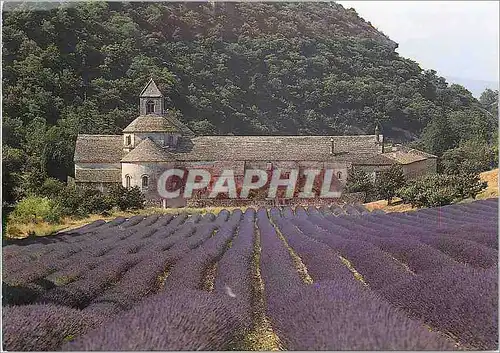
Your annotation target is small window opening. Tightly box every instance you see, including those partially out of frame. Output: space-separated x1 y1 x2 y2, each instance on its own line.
142 175 149 189
125 175 131 188
126 135 131 146
146 100 155 114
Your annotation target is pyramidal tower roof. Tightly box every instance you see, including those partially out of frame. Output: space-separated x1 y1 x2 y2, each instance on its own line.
140 78 163 98
123 115 181 133
121 138 175 162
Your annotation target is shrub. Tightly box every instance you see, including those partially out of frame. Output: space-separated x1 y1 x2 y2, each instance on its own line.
398 177 457 208
109 185 145 211
38 178 66 199
53 185 114 218
453 173 488 200
77 188 114 216
56 185 84 217
398 173 487 208
10 196 63 224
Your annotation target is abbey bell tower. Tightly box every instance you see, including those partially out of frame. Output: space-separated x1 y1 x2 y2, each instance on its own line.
139 78 164 116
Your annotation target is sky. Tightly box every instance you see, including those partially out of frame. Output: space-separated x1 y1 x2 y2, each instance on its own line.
337 1 499 95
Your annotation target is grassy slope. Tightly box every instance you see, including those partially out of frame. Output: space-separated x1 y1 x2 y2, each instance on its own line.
4 206 246 239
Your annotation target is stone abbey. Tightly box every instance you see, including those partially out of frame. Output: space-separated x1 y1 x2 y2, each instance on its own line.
74 79 436 207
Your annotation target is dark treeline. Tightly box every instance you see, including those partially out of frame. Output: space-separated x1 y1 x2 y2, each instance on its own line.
2 1 498 207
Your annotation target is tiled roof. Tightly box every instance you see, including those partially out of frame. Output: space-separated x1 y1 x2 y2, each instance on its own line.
74 135 124 163
121 138 176 162
171 135 389 163
168 115 196 137
123 115 181 133
384 145 437 165
140 78 162 97
75 168 121 183
75 134 420 166
122 112 195 135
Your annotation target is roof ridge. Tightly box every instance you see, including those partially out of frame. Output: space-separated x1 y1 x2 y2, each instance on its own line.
191 134 377 139
77 134 121 137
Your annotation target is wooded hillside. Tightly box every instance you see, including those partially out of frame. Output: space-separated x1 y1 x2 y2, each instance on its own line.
2 1 498 205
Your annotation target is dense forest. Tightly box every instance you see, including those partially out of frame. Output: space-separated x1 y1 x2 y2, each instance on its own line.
2 1 498 207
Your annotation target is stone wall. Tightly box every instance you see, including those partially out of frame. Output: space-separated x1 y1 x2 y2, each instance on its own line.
402 158 437 179
75 182 118 193
184 192 365 209
357 165 391 182
75 162 121 170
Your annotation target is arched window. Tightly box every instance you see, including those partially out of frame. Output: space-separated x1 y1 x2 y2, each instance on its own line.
125 135 131 146
142 175 149 189
337 171 342 180
125 175 131 188
146 100 155 114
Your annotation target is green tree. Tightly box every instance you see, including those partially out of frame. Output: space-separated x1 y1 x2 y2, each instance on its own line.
440 139 497 175
375 164 406 204
420 113 459 156
492 129 499 166
453 173 487 200
479 88 498 117
398 173 486 208
2 145 26 206
398 174 458 208
345 167 375 202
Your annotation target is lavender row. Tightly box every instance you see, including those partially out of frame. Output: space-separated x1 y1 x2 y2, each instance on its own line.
437 205 498 221
3 221 149 275
35 254 143 309
63 289 246 351
214 208 256 329
257 207 304 303
260 209 452 350
214 209 230 225
370 211 497 235
348 214 498 268
435 223 498 249
363 211 497 243
185 223 219 249
3 304 105 351
161 210 242 291
410 207 496 224
4 213 186 288
307 211 463 274
3 226 152 286
378 264 498 349
292 216 411 290
270 212 354 283
267 279 454 350
83 251 174 316
81 222 222 315
315 212 498 269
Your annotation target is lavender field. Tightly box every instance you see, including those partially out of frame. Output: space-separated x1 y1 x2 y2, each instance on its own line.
2 199 498 351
